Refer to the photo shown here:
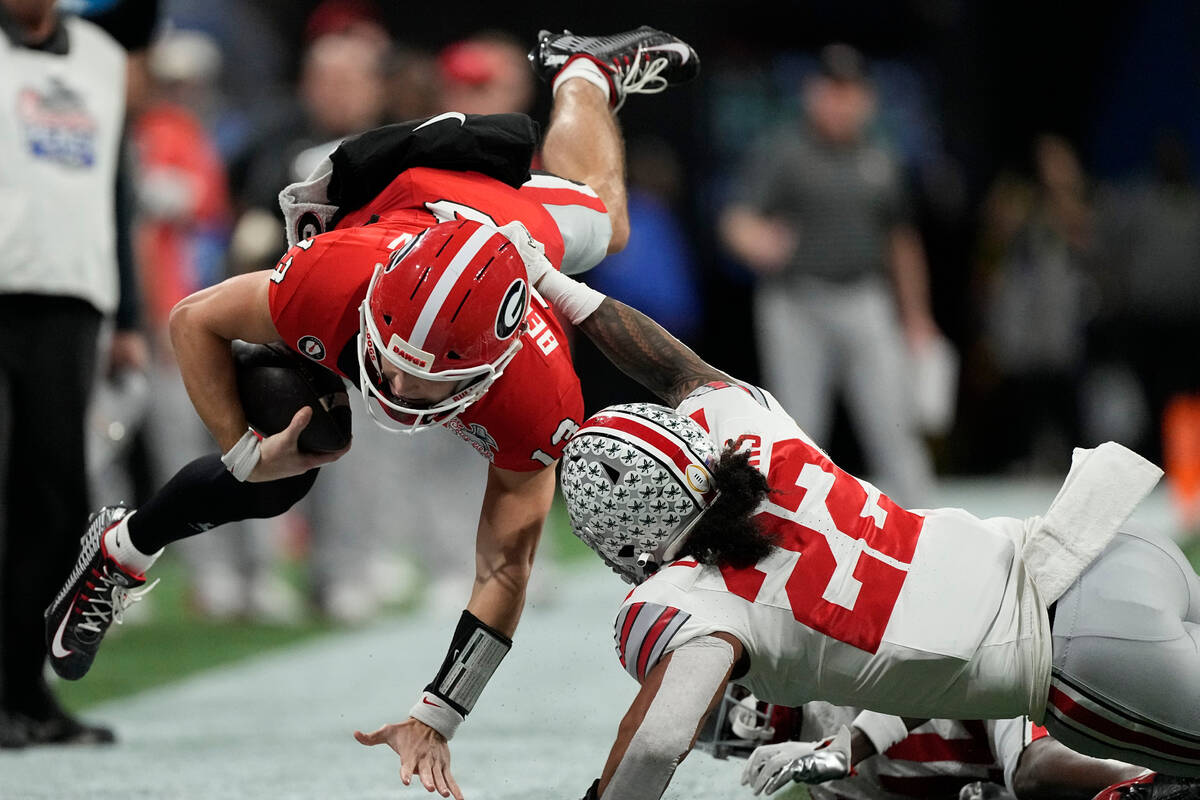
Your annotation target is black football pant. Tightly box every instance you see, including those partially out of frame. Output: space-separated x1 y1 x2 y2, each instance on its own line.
126 456 318 553
0 296 101 719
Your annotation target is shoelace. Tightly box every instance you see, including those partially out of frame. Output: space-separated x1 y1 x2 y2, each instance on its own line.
614 50 670 110
77 567 159 634
49 516 111 610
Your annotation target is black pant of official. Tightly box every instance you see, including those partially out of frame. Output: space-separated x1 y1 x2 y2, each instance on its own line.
0 295 101 720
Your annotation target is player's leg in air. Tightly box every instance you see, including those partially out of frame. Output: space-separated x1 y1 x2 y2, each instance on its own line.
530 26 701 255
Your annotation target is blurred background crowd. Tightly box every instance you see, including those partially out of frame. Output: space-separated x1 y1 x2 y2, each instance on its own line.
51 0 1200 624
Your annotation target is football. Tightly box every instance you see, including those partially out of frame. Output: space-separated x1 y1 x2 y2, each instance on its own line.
231 340 352 454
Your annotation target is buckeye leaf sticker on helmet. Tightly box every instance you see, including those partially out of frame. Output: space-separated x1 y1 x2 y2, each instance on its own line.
561 403 718 583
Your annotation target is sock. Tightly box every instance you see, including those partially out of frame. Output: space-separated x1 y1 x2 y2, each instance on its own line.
104 511 162 575
552 55 612 106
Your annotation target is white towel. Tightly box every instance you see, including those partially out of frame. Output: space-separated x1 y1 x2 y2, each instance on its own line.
1022 441 1163 605
277 157 338 248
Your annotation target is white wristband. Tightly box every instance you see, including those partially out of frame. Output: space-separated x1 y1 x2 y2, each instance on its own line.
220 427 262 482
851 710 911 757
409 691 464 741
536 269 606 326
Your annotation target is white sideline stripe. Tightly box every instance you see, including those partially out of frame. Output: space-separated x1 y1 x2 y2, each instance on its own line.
409 225 495 348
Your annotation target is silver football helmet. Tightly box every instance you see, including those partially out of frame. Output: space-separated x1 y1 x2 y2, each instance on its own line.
697 683 786 760
560 403 718 583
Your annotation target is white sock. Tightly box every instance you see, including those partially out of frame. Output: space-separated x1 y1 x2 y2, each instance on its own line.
104 511 162 575
552 56 612 106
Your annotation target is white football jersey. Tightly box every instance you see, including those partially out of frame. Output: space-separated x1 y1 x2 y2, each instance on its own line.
614 383 1052 722
799 702 1040 799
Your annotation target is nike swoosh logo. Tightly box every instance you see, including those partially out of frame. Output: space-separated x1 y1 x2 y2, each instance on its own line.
414 112 466 131
50 603 74 659
643 43 691 64
422 697 442 707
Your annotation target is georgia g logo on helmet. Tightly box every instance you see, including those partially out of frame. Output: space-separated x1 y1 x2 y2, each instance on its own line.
495 279 528 340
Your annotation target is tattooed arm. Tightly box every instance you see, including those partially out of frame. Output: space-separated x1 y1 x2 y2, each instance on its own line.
524 255 734 407
576 298 734 408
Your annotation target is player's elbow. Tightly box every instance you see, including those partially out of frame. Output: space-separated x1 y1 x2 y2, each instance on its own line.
1011 769 1052 800
167 292 201 349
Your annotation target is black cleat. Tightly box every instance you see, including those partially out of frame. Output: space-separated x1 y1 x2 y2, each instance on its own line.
529 26 700 110
44 506 156 681
15 711 116 747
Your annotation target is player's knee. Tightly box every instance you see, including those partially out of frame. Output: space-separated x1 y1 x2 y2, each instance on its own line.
242 469 319 519
607 215 630 254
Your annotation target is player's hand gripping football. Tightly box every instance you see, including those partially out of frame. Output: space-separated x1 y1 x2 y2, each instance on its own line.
249 406 349 482
741 724 853 795
354 717 464 800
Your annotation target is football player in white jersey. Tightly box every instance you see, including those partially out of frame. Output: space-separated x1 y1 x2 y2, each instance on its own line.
522 261 1200 799
697 690 1147 799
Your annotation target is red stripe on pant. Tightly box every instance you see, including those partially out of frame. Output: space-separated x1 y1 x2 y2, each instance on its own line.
1048 685 1200 762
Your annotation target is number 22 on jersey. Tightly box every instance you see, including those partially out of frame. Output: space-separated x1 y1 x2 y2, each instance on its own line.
719 438 925 653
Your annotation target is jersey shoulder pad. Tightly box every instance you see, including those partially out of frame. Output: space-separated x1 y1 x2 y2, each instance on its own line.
615 599 694 682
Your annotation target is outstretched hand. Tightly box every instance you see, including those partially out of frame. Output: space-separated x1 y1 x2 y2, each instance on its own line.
248 406 349 482
741 725 853 795
355 718 464 800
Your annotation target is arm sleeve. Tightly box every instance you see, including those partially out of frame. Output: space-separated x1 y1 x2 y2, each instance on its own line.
602 635 735 800
851 710 912 757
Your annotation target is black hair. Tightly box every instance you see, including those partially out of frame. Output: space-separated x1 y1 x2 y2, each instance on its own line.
683 444 776 569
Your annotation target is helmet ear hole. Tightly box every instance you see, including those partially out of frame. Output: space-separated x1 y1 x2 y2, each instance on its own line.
617 544 636 559
382 314 392 325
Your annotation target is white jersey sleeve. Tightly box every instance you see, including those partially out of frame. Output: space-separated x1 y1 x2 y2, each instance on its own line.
520 171 611 276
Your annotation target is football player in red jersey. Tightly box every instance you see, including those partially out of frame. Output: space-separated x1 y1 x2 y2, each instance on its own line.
524 262 1200 798
44 25 699 800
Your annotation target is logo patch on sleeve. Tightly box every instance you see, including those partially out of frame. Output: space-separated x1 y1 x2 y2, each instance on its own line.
298 335 327 361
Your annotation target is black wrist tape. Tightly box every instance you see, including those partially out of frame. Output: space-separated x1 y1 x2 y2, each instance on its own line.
424 609 513 715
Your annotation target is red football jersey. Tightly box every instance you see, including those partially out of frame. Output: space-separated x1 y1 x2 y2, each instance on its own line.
267 168 597 471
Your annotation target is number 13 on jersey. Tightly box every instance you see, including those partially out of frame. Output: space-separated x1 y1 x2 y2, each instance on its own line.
719 438 925 653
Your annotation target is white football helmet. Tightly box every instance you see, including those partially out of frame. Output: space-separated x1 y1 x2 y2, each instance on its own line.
560 403 718 583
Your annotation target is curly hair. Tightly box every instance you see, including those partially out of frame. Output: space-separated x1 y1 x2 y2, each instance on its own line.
681 444 776 569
